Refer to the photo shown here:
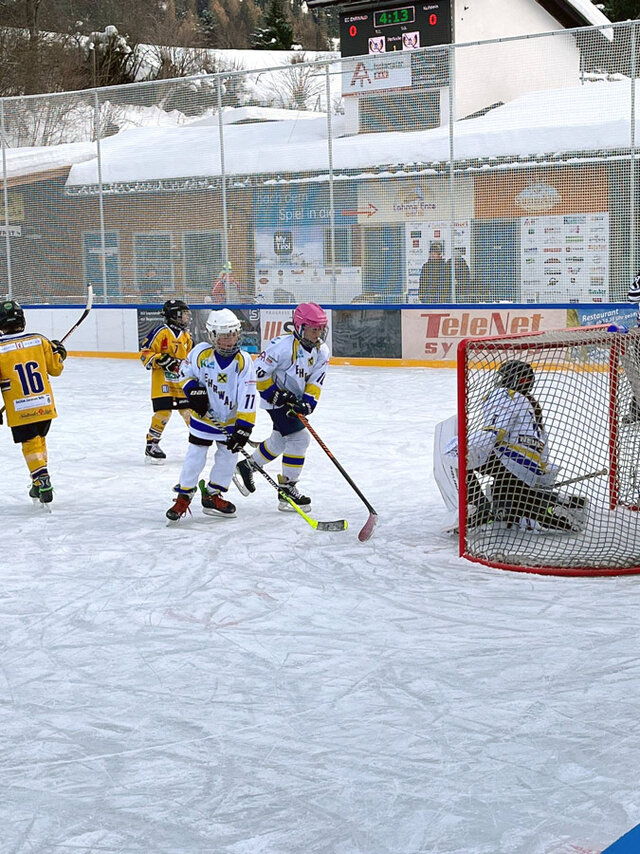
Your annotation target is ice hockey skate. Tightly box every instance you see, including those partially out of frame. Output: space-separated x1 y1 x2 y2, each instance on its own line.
199 481 236 517
233 458 256 495
145 441 166 465
29 474 53 505
538 495 589 534
166 488 195 522
277 476 311 512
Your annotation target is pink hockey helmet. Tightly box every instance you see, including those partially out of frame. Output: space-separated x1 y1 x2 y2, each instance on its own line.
292 302 328 348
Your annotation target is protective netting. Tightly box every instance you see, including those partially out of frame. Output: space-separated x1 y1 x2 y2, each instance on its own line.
0 21 637 306
460 327 640 576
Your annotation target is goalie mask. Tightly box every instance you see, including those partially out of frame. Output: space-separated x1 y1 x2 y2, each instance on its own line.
0 299 26 334
206 309 242 357
162 299 191 331
496 360 535 394
292 302 328 350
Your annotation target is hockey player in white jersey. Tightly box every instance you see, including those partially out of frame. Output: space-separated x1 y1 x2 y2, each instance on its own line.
233 302 330 511
166 309 256 521
435 360 587 533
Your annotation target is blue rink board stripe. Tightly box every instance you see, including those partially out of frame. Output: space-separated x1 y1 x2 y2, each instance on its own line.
601 822 640 852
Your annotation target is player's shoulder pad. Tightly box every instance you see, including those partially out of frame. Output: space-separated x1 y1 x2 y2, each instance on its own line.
142 324 166 345
191 341 212 367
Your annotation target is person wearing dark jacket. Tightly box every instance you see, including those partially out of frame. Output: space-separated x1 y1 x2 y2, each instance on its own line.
418 242 448 303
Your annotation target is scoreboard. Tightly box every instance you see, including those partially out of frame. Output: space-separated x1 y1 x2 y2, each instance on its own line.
339 1 452 59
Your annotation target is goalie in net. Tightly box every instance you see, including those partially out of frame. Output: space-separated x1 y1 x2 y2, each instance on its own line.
433 325 640 575
435 359 588 537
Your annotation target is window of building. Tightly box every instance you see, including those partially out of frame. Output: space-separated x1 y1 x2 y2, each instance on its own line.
134 233 174 297
323 227 352 266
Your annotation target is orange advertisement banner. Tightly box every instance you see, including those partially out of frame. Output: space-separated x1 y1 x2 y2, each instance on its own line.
402 307 568 361
475 165 607 220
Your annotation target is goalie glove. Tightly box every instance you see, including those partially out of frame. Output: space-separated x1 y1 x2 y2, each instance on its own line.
51 339 67 361
155 352 181 372
226 425 252 454
185 385 209 417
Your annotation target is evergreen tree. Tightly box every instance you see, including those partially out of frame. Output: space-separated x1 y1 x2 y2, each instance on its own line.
252 0 293 50
600 1 640 22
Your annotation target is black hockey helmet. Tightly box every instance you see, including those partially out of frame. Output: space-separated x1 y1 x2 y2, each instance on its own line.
0 299 25 334
497 360 535 394
162 299 191 331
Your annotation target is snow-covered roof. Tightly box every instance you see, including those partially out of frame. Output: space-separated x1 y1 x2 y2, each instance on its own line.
559 0 613 28
60 78 640 190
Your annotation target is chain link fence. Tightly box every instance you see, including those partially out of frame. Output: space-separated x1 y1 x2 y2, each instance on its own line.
0 20 637 306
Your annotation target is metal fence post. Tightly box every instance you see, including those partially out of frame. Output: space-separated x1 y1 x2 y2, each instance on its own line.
0 99 12 300
217 74 230 274
631 21 637 284
326 61 337 303
448 43 456 303
94 90 108 304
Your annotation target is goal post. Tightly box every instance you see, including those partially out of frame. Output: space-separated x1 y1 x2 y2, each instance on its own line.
456 325 640 577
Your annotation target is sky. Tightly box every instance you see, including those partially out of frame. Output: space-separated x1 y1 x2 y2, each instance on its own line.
1 356 639 854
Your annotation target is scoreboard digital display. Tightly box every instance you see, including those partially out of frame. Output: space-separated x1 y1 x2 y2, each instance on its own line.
339 1 451 58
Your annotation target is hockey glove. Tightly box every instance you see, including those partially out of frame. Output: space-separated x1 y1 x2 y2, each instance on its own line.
288 399 314 417
51 339 67 361
226 425 252 454
186 385 210 417
155 352 181 372
267 387 297 408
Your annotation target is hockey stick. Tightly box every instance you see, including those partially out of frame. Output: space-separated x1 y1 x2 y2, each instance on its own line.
206 414 347 532
294 412 378 542
59 285 94 346
555 468 608 489
236 447 347 532
0 286 93 419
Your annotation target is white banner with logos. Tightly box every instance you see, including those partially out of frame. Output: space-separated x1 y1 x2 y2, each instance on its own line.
341 53 411 96
520 213 609 303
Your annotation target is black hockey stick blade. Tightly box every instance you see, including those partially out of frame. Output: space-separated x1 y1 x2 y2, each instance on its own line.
358 512 378 542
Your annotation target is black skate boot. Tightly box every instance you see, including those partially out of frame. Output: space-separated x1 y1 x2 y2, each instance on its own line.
539 495 588 534
277 475 311 512
166 487 196 521
233 458 256 495
29 474 53 504
199 481 236 517
145 440 166 465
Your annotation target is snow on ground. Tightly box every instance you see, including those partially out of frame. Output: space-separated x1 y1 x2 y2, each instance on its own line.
1 358 639 854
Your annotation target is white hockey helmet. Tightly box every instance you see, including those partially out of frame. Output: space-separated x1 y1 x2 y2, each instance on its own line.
205 309 242 356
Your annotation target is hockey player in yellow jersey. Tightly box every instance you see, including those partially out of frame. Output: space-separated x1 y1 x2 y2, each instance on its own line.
0 300 66 504
140 299 193 463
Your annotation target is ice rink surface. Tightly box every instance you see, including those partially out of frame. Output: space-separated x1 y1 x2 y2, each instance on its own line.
2 357 639 854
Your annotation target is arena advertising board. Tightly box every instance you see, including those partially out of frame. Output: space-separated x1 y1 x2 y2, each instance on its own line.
401 307 568 361
259 308 332 355
253 185 361 305
137 308 260 354
332 309 401 359
520 213 609 303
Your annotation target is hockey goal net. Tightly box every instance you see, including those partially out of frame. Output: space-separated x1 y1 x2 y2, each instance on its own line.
458 326 640 576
